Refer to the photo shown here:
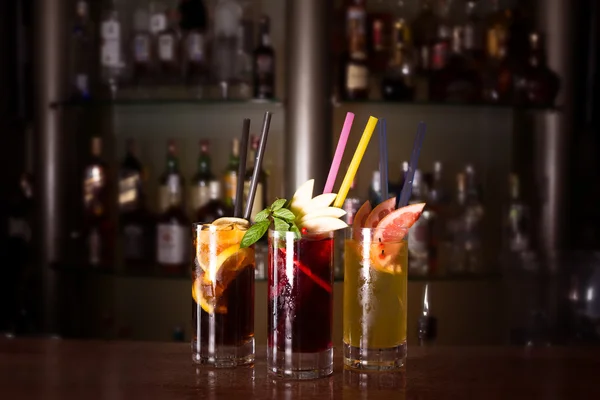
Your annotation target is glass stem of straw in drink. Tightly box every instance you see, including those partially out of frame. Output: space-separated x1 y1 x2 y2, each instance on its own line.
192 221 255 367
343 226 408 370
267 229 335 379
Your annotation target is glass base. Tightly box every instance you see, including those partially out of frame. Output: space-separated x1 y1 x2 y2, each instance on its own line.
192 337 255 368
268 347 333 379
343 341 407 371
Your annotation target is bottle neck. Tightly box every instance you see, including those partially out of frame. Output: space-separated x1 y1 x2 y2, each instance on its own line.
197 153 211 174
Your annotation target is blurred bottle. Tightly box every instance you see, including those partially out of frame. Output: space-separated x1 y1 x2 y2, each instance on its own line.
463 0 486 71
156 7 183 86
244 135 268 222
158 139 185 214
430 0 452 74
180 0 209 97
484 0 512 70
481 28 514 103
426 161 445 273
418 284 438 346
368 170 382 207
69 0 94 100
394 161 409 199
339 19 369 101
503 173 531 254
190 140 215 218
381 17 415 101
83 137 114 268
430 26 481 103
212 0 243 98
408 170 434 276
513 32 560 107
100 0 126 97
130 1 153 88
119 139 154 266
223 138 240 209
343 179 362 225
345 0 367 41
412 0 439 75
196 181 233 222
253 15 275 100
157 141 189 272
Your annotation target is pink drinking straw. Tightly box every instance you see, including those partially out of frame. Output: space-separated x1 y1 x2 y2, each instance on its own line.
323 112 355 194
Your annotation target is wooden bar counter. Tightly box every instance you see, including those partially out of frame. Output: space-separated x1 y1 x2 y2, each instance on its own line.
1 339 599 399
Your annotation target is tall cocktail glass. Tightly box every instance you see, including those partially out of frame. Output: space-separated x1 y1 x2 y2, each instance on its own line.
192 222 255 367
267 229 335 379
343 227 408 370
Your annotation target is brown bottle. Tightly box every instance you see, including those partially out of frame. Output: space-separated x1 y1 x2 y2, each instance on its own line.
156 7 182 85
83 137 114 268
339 19 369 100
481 31 514 104
513 32 560 107
196 181 233 223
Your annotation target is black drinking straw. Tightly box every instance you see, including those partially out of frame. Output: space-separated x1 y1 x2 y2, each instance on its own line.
244 111 272 220
234 118 251 217
397 122 426 208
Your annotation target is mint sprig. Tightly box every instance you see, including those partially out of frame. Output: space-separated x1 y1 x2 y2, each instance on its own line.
240 198 301 248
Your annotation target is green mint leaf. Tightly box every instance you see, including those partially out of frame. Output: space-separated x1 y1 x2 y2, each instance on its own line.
273 217 289 232
254 209 270 223
273 208 296 222
290 222 301 238
270 198 287 211
241 220 270 248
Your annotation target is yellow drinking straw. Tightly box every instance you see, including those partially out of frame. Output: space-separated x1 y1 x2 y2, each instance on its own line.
333 116 378 208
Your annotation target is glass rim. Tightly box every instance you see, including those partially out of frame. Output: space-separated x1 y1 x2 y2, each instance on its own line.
267 228 336 238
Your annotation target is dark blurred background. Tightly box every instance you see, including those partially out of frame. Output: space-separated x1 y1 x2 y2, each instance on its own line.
1 0 599 346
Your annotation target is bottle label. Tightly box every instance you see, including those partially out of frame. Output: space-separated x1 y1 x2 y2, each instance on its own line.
223 172 237 204
150 13 167 35
119 173 140 210
190 185 211 213
84 166 105 210
256 54 273 74
244 181 263 222
431 42 448 70
89 228 101 265
123 224 144 260
133 35 150 62
346 64 368 90
158 34 174 61
346 8 366 36
101 21 120 40
158 175 182 212
157 224 188 265
187 33 205 61
101 40 121 67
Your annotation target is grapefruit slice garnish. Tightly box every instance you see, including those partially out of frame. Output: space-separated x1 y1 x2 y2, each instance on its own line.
352 201 372 240
369 242 405 274
373 203 426 243
364 197 397 229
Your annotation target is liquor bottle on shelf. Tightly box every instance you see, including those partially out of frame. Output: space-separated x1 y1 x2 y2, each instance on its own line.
408 170 434 277
463 0 486 71
119 139 154 267
158 139 185 214
345 0 367 41
342 179 362 226
131 2 153 88
481 30 514 104
82 137 113 268
190 140 216 218
394 161 409 198
69 0 94 100
339 19 369 101
212 0 243 99
368 170 382 207
100 0 125 97
156 141 189 272
244 135 268 222
223 138 240 209
425 161 445 273
429 26 481 103
234 24 253 99
411 0 439 75
180 0 208 98
513 32 560 107
445 172 467 274
485 0 512 65
418 284 438 346
463 164 484 273
156 7 182 86
196 181 233 222
503 173 531 254
253 15 275 100
430 0 452 74
380 17 415 101
149 1 168 58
